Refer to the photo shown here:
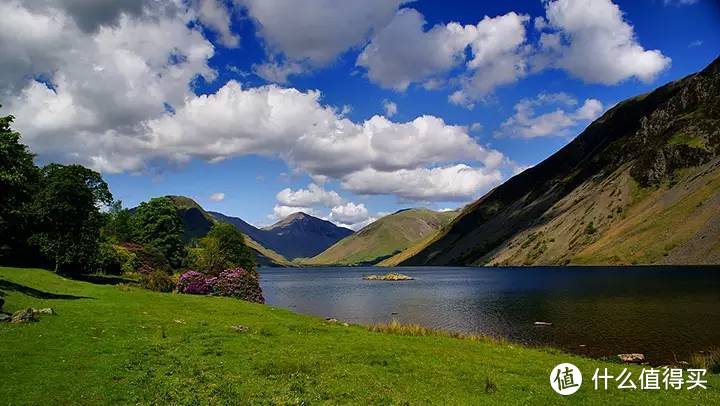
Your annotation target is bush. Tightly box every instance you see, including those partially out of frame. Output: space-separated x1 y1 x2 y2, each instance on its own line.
176 268 264 303
177 271 215 295
139 269 175 292
95 242 123 275
117 242 170 274
211 268 264 304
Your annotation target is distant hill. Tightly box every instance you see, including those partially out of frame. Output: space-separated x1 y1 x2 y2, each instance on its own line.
210 211 353 260
302 208 457 265
386 56 720 267
162 196 294 267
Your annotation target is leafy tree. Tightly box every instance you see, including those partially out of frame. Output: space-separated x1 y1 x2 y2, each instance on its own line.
0 110 40 261
194 223 255 274
131 197 186 268
30 164 113 275
102 200 134 243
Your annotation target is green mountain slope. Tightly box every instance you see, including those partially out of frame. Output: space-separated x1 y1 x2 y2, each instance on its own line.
392 56 720 267
302 208 457 265
164 196 294 267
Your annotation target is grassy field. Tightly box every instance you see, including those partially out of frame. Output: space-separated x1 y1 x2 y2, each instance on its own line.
1 267 718 405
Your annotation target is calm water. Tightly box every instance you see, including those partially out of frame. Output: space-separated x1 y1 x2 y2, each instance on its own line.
260 266 720 364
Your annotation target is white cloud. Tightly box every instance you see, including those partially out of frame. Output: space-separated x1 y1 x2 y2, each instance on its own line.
196 0 239 48
271 205 316 220
329 202 369 225
688 40 703 48
341 164 503 202
252 60 305 84
209 192 226 201
239 0 407 67
276 183 343 208
357 8 529 103
537 0 671 85
357 8 474 91
383 100 398 117
496 93 604 139
469 122 483 133
664 0 698 5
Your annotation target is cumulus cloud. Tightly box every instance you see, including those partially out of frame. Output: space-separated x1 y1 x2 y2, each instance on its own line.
357 8 529 103
276 183 343 208
252 60 304 84
383 100 398 117
341 164 503 202
496 93 604 139
536 0 671 85
196 0 239 48
271 205 316 220
239 0 406 67
209 192 226 201
329 202 369 225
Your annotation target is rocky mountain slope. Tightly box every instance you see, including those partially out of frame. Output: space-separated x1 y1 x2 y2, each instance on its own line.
302 208 457 265
389 56 720 267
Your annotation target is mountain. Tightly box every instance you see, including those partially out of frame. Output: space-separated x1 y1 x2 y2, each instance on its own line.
210 211 353 259
302 208 457 265
261 212 354 259
387 56 720 267
163 196 294 267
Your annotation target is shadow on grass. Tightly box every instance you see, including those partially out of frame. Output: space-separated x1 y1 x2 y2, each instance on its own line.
0 279 93 300
74 274 138 286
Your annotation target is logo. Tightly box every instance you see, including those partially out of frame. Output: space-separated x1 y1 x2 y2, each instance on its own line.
550 363 582 395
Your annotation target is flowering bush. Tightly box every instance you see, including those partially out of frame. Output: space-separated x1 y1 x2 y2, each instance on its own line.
175 268 264 303
211 268 264 304
177 271 215 295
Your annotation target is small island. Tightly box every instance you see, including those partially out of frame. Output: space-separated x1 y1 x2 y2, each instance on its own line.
363 273 414 281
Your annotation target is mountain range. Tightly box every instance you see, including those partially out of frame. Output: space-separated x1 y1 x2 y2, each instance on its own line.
383 56 720 267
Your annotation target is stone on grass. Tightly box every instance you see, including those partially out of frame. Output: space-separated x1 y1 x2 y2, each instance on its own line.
618 353 645 363
0 313 11 323
11 308 38 323
231 325 248 333
36 308 55 315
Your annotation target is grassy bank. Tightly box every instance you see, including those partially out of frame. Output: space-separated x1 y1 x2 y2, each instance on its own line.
1 267 718 404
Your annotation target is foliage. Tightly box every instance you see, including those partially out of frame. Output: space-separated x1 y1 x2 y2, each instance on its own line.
102 201 134 243
0 111 40 262
116 243 170 274
139 269 175 293
95 242 124 275
176 271 214 295
192 223 256 275
29 164 113 275
211 268 264 303
206 223 255 271
131 197 186 268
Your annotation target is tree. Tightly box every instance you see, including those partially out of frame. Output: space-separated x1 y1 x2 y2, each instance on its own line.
30 164 113 275
131 197 186 268
201 223 255 271
0 110 40 262
102 200 134 243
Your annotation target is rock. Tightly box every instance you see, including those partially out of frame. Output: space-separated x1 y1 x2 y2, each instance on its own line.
325 318 339 323
363 273 414 281
618 353 645 363
533 321 553 326
11 308 38 323
341 322 349 327
36 308 55 315
0 313 11 323
231 325 248 333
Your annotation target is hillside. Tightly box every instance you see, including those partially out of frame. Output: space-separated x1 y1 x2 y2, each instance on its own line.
3 267 718 404
303 208 457 265
391 56 720 267
163 196 293 267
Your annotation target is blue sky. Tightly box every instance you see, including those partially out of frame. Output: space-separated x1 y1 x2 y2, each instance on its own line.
2 0 719 228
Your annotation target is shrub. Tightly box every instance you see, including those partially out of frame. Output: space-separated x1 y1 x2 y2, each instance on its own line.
95 242 124 275
211 268 264 304
139 269 175 292
117 242 170 274
177 271 215 295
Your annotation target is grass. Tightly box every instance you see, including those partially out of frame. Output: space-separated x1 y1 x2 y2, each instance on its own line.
1 267 719 404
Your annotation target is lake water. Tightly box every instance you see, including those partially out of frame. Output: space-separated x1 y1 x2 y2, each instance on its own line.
260 266 720 364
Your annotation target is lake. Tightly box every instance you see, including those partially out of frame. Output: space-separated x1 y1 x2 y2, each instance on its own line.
260 266 720 364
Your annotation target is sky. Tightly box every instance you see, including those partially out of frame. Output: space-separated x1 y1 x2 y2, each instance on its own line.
1 0 718 229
